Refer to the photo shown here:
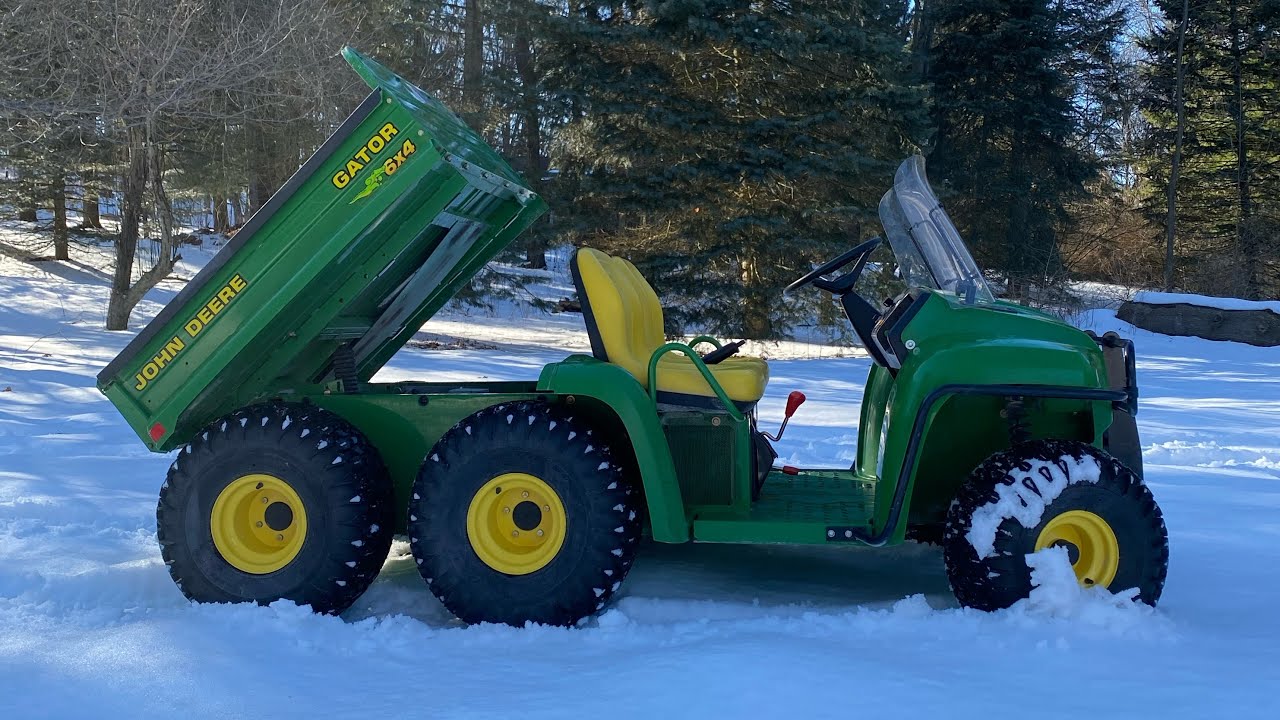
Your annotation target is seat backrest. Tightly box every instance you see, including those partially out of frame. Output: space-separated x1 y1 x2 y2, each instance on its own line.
571 248 665 383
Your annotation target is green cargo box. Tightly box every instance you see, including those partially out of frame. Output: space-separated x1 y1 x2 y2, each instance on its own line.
97 48 547 452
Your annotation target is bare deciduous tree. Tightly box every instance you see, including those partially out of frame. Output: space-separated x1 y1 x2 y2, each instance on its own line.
3 0 357 328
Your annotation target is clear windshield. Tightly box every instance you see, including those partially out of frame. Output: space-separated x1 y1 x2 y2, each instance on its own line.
878 156 994 305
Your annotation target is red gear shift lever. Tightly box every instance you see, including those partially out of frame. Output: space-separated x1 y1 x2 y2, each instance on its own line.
763 391 806 442
785 390 806 417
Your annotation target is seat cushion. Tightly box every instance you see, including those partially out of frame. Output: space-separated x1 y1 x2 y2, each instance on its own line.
656 353 769 402
572 248 769 403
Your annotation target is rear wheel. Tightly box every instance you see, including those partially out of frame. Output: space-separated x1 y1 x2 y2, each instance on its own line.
942 439 1168 611
157 402 395 614
409 401 642 626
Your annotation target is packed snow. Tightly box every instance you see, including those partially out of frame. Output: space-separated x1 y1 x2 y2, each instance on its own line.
965 454 1102 560
1131 289 1280 315
2 226 1279 718
1017 547 1157 626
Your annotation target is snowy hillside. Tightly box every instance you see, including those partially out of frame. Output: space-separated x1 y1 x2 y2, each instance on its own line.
2 230 1279 718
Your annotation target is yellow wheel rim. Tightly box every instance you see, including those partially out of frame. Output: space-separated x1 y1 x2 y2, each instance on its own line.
466 473 567 575
210 473 308 574
1034 510 1120 588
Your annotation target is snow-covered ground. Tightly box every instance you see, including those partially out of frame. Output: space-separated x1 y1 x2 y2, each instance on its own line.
2 229 1279 718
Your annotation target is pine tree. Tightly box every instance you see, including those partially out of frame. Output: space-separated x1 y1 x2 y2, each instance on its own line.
546 1 925 339
1142 0 1280 298
374 0 554 268
923 0 1125 298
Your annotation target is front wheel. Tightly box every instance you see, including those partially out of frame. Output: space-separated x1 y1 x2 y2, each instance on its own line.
942 439 1168 611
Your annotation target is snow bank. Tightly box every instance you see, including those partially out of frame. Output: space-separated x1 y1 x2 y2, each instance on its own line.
1145 440 1280 471
1132 290 1280 315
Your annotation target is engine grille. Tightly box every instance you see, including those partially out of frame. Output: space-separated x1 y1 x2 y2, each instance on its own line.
663 417 736 506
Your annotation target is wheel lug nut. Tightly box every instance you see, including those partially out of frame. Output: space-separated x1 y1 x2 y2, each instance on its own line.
261 497 269 504
543 505 550 512
503 507 511 514
276 534 284 541
511 530 519 537
536 529 544 537
255 521 263 528
522 491 529 498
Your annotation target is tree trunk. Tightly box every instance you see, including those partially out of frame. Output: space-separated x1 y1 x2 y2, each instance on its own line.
52 174 69 261
107 130 150 331
741 254 772 339
513 18 547 270
910 0 935 79
1229 0 1250 222
230 193 245 227
524 233 548 270
246 122 276 215
463 0 485 121
80 170 104 229
212 194 230 233
1164 0 1190 293
1005 140 1032 299
149 142 175 257
1005 198 1031 300
248 174 270 216
82 193 102 229
1228 0 1258 296
105 128 182 329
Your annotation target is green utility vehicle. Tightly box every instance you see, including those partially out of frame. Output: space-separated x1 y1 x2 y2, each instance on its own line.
99 48 1168 626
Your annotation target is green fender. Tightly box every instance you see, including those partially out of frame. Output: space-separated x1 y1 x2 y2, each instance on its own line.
537 355 689 543
876 338 1113 542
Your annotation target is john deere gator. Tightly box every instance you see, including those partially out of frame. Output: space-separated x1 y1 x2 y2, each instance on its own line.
98 48 1168 626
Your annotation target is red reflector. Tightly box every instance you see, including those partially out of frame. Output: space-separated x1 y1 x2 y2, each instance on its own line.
782 465 800 475
149 423 166 442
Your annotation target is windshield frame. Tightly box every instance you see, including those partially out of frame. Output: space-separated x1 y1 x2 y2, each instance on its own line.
878 156 994 305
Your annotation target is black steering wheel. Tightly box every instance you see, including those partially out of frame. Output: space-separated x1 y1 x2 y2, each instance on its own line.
785 237 894 368
785 237 884 295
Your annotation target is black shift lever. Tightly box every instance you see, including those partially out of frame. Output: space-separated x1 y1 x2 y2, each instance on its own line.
701 340 745 365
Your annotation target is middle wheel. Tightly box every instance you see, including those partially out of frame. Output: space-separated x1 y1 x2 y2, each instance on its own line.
408 401 643 626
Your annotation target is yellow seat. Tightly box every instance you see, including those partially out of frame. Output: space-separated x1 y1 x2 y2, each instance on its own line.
571 248 769 404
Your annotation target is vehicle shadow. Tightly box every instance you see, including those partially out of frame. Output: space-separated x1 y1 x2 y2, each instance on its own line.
345 537 955 628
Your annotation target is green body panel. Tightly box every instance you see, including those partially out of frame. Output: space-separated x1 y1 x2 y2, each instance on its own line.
867 292 1112 543
647 290 1117 547
693 470 876 544
855 364 895 479
491 289 1116 548
96 48 546 451
535 356 690 542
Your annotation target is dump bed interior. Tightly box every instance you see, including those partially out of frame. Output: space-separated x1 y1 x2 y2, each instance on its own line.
97 47 547 451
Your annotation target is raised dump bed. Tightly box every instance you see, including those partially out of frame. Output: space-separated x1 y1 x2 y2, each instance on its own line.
97 47 546 452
